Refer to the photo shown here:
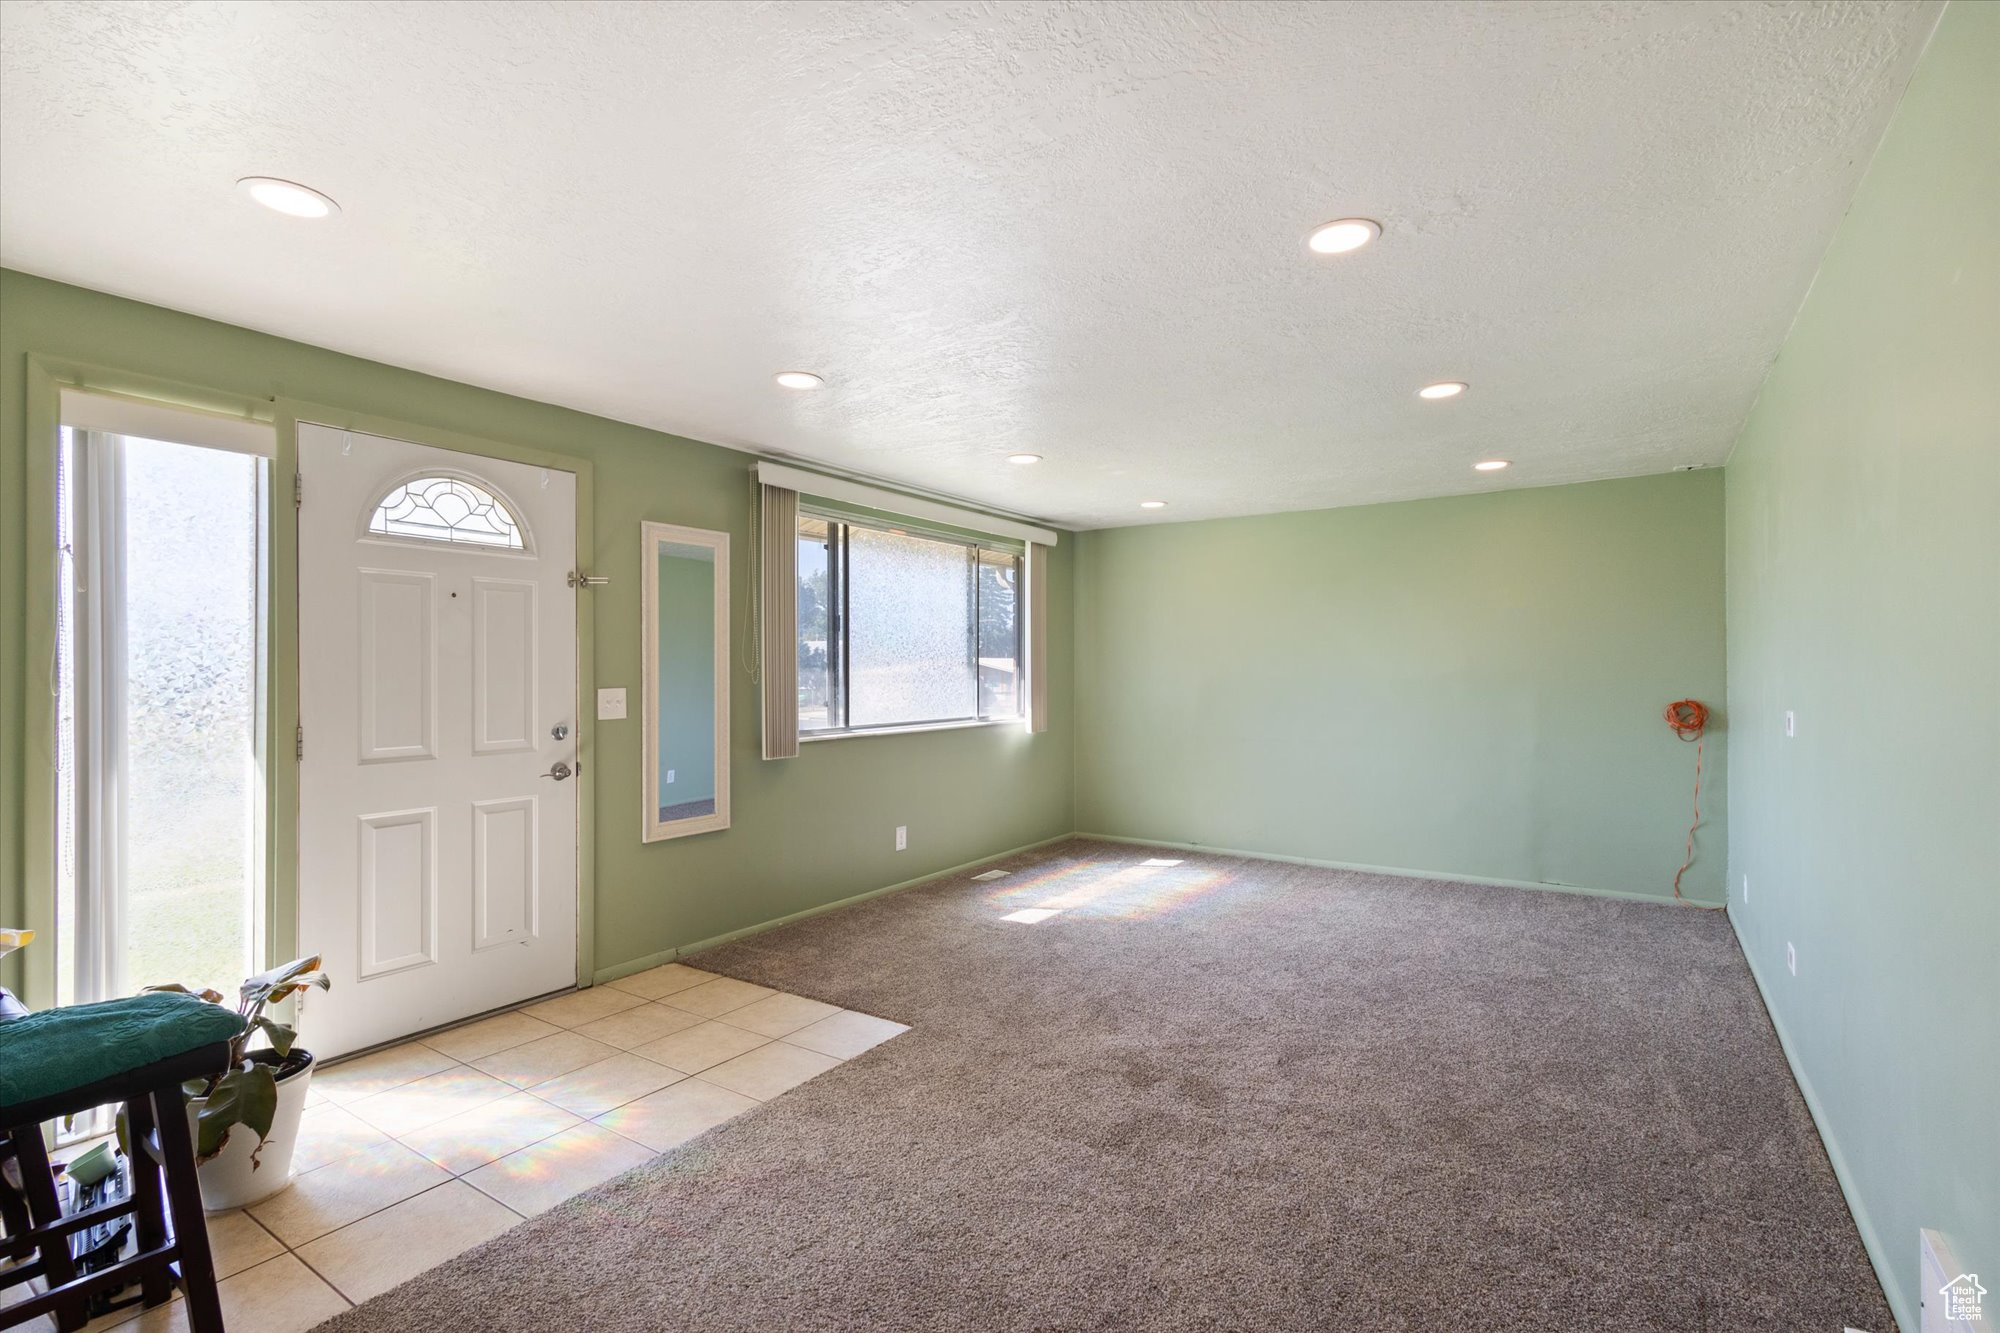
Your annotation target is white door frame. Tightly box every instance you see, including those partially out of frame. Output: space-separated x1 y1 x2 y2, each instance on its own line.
274 402 597 1011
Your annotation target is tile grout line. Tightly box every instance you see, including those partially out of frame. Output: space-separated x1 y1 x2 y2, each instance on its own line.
280 1235 356 1310
227 970 907 1317
12 971 907 1333
236 1208 359 1313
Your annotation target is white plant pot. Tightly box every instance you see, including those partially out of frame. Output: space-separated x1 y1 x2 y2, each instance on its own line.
185 1051 316 1212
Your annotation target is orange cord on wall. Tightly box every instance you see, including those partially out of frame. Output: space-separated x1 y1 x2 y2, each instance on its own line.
1664 699 1717 906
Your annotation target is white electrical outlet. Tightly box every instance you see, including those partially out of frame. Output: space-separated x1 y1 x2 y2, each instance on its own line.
1742 873 1750 903
665 769 675 784
1784 710 1796 738
1787 942 1797 976
895 826 908 851
597 687 628 721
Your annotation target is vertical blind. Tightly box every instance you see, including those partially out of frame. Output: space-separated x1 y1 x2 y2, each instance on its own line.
1027 542 1050 735
759 484 801 760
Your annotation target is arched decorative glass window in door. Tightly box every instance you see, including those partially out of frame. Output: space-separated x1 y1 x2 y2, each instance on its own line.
367 474 526 549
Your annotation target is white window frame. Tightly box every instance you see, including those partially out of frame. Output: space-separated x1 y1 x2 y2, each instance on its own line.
797 510 1025 741
54 405 274 1010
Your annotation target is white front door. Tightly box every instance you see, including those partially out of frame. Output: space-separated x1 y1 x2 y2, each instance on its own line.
297 423 579 1058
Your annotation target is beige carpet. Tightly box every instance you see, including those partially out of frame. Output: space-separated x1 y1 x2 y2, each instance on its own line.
318 838 1891 1332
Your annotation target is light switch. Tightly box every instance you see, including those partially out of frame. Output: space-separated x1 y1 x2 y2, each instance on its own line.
597 687 628 721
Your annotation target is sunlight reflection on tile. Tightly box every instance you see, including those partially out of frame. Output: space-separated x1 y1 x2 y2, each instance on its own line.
289 1101 391 1175
344 1066 514 1136
419 1009 562 1062
310 1042 455 1105
462 1123 654 1216
526 1053 686 1118
398 1092 582 1173
247 1141 451 1247
596 1080 758 1153
468 1031 621 1089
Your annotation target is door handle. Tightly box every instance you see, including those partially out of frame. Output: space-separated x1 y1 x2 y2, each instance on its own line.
540 761 573 782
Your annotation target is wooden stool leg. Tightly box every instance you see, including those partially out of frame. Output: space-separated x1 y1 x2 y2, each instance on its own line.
121 1096 174 1308
148 1088 223 1333
7 1127 85 1333
0 1141 30 1243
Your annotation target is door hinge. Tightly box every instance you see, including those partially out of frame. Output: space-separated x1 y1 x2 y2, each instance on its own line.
293 472 303 509
568 570 611 589
295 723 304 761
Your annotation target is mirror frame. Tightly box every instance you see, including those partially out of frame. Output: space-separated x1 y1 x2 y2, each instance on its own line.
641 521 730 841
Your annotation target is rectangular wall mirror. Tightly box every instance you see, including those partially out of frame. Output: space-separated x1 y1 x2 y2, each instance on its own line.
642 522 730 841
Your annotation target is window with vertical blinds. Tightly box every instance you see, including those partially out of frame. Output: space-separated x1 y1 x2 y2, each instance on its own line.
752 463 1055 753
798 510 1023 737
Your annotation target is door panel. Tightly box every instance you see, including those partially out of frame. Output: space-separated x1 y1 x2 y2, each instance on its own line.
471 796 537 951
472 578 537 754
358 570 437 762
358 808 435 978
299 423 578 1058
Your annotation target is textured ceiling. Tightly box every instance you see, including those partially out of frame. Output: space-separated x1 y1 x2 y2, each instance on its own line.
0 1 1941 529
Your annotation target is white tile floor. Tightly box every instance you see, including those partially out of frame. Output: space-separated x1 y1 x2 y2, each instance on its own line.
1 965 907 1333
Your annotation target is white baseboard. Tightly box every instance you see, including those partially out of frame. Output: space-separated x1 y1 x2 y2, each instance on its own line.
1735 923 1910 1333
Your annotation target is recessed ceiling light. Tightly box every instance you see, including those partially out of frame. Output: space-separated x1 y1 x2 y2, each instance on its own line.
1007 453 1042 465
1139 500 1168 510
1306 218 1381 255
1474 459 1510 472
1418 381 1468 400
773 371 824 390
236 176 339 218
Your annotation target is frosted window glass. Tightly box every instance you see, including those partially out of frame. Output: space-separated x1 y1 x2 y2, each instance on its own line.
123 436 259 996
847 527 975 727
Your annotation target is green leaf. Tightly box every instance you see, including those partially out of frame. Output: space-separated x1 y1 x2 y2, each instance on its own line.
252 1017 297 1057
194 1074 244 1162
191 1063 278 1165
235 1063 280 1169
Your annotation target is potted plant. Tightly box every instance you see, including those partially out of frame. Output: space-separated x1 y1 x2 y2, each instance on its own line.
143 955 330 1211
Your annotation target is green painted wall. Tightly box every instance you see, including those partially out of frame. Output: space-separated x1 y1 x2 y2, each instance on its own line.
0 269 1075 994
1073 471 1727 901
657 548 716 807
1722 4 1999 1327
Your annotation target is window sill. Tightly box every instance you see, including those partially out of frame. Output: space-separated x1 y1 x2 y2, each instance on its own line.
800 717 1025 744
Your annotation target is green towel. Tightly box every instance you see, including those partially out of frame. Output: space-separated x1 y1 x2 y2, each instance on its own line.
0 991 247 1113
